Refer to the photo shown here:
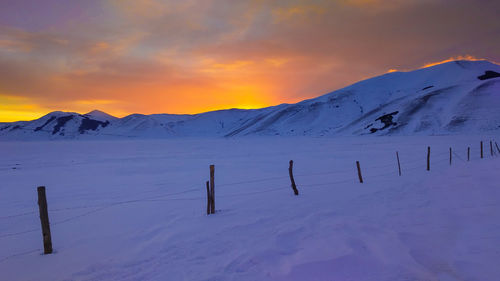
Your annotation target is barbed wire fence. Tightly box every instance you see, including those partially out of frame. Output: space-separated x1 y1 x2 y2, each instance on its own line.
0 139 499 263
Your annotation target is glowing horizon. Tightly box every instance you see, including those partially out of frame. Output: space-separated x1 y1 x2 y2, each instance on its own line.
420 55 488 69
1 0 499 122
1 57 497 122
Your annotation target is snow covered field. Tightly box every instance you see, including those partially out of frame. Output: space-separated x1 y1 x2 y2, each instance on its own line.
1 136 500 281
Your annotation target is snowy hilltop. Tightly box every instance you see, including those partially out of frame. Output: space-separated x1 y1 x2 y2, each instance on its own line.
1 60 499 140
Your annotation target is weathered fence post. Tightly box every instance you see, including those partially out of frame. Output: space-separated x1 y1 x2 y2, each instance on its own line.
427 146 431 171
210 165 215 214
481 141 483 159
288 160 299 195
356 161 363 183
206 181 211 215
449 147 452 166
467 147 470 161
396 151 401 176
37 186 52 254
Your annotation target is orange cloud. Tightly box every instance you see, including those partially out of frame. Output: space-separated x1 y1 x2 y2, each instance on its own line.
202 59 255 72
266 58 289 67
90 42 111 54
273 4 325 22
0 39 32 52
343 0 378 5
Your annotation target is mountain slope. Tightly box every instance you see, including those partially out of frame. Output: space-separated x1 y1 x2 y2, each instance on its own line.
224 60 500 137
1 60 499 139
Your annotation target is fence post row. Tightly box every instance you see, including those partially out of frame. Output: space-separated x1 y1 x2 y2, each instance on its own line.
3 139 497 267
37 186 53 254
288 160 299 195
201 142 495 215
26 141 500 252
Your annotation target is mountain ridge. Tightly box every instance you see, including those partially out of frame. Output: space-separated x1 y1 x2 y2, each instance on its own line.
1 60 499 140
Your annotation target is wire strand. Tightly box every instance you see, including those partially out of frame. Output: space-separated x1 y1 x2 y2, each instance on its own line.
0 211 36 220
0 248 41 264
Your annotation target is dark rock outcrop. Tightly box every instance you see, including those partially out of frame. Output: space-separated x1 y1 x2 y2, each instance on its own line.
52 116 74 135
78 118 110 134
370 111 399 133
478 71 500 80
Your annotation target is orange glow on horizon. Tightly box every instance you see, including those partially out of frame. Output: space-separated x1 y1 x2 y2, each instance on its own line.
0 100 277 122
420 55 484 68
0 110 48 122
385 56 493 75
0 78 280 121
1 55 496 122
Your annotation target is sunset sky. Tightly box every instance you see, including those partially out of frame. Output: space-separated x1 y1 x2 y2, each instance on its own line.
0 0 499 122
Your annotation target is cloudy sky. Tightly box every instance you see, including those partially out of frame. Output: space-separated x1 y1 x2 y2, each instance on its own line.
0 0 499 121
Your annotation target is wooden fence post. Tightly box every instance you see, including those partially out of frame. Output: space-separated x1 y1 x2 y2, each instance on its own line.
356 161 363 183
427 146 430 171
288 160 299 195
210 165 215 214
206 181 211 215
37 186 52 254
396 151 401 176
467 147 470 161
481 141 483 159
449 147 452 166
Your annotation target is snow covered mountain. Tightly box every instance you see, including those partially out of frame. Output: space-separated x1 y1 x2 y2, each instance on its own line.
1 60 499 140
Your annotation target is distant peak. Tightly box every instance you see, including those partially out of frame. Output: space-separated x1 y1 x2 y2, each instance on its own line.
43 110 78 117
84 110 117 120
85 109 106 115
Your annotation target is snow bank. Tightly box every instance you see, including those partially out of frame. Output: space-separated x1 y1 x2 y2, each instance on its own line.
1 136 499 280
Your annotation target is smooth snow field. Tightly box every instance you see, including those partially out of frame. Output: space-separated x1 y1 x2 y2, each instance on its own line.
1 136 500 281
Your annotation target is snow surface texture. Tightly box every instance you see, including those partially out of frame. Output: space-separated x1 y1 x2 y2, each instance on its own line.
1 136 500 280
1 60 499 140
